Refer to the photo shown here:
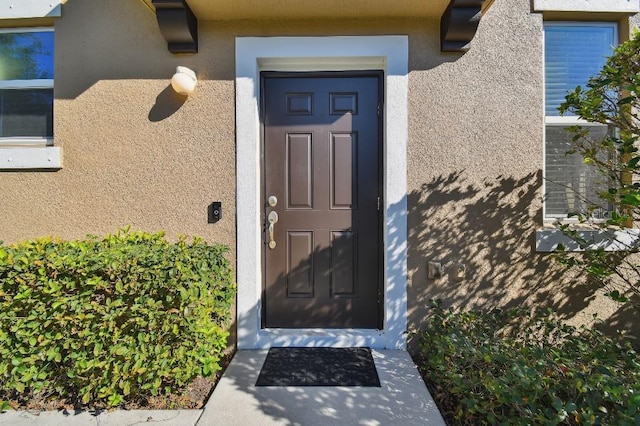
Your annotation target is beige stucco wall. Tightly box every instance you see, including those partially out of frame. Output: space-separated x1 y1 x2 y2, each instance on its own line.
406 0 548 320
406 0 637 340
0 0 237 253
0 0 636 342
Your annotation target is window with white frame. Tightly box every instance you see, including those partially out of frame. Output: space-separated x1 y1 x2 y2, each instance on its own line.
544 22 617 220
0 28 54 146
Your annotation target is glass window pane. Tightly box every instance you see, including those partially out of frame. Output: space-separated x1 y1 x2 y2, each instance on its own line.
0 31 54 81
544 24 615 116
0 89 53 138
545 124 610 218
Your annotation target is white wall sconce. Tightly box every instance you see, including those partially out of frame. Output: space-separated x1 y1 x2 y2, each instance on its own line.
171 66 197 96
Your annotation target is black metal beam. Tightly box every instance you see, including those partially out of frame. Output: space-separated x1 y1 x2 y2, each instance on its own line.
440 0 485 53
152 0 198 54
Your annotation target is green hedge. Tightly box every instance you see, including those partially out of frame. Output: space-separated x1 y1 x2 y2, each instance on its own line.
417 302 640 425
0 229 235 408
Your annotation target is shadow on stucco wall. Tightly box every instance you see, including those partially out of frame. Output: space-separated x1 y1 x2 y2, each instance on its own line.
404 170 620 348
597 300 640 341
148 86 187 122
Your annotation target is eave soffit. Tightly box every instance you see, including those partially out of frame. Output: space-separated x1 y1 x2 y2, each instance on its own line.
139 0 495 54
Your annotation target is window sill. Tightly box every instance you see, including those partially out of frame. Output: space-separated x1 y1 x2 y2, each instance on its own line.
533 0 639 13
536 228 640 252
0 0 63 19
0 147 62 170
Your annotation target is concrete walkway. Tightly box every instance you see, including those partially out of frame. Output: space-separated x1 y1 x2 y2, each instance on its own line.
0 409 201 426
0 350 445 426
198 349 445 426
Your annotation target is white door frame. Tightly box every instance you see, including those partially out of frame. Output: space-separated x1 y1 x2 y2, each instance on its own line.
235 36 408 349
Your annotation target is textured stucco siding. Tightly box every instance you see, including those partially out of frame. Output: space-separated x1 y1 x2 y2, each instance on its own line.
406 0 549 324
0 0 637 341
406 1 637 338
0 0 237 255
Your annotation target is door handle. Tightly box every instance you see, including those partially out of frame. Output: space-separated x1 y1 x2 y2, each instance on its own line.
267 210 279 249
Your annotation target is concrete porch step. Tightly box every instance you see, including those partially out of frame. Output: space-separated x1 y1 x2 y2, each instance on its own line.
198 349 445 426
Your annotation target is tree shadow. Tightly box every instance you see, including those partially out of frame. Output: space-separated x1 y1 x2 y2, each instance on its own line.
241 169 626 352
594 295 640 341
262 230 382 330
203 349 443 425
404 170 610 348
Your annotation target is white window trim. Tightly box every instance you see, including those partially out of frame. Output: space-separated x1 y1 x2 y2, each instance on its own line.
536 228 640 252
0 80 54 90
0 27 53 34
542 21 618 222
235 36 408 350
533 0 639 13
544 116 594 126
0 27 60 169
539 21 621 251
0 147 61 169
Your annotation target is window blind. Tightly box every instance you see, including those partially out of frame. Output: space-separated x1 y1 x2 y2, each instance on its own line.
545 124 610 218
544 24 616 116
0 89 53 138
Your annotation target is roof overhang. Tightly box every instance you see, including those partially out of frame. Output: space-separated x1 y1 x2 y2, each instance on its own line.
141 0 494 54
146 0 455 20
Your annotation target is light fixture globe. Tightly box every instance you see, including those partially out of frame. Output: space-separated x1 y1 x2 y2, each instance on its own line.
171 66 197 96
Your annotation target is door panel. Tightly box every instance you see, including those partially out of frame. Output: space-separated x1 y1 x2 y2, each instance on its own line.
287 231 314 297
331 133 357 209
330 230 357 297
262 72 382 328
287 133 313 209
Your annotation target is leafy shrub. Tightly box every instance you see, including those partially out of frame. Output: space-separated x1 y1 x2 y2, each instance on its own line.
554 31 640 306
416 302 640 425
0 229 235 408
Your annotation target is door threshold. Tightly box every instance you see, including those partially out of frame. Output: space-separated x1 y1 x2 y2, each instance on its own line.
255 328 387 349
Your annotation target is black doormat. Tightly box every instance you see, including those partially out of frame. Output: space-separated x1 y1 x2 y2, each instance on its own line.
255 347 381 387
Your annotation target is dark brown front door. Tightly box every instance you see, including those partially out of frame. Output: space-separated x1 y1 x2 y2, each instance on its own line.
262 72 383 329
